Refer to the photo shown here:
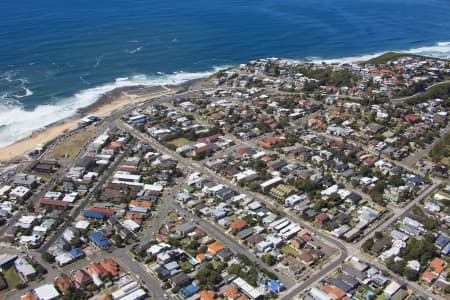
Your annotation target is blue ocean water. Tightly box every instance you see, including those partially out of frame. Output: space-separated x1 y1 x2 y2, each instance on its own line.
1 0 450 147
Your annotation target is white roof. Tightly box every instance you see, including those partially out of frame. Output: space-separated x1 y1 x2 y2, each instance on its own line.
143 183 164 192
19 235 41 245
113 171 141 181
55 253 73 265
44 191 62 199
75 220 90 229
260 177 282 188
11 186 30 197
248 201 262 210
0 185 11 196
120 288 147 300
122 219 140 231
15 257 36 277
62 193 77 203
33 226 48 233
384 281 401 296
233 277 264 299
233 169 257 181
310 287 333 300
34 284 60 300
18 215 36 224
321 184 338 196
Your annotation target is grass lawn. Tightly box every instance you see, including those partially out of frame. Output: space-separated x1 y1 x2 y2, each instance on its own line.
280 245 299 256
168 211 179 218
34 172 53 182
2 267 23 288
46 126 97 162
168 138 190 147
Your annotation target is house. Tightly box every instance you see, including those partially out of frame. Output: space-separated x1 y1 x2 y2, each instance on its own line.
100 258 120 277
217 248 233 261
232 170 259 182
13 174 40 188
430 257 446 274
33 284 60 300
192 143 216 157
208 241 225 256
170 272 191 289
309 287 333 300
421 271 438 284
21 293 38 300
321 285 346 300
230 219 248 233
20 292 39 300
179 284 200 299
10 186 31 201
155 266 171 280
332 274 359 293
299 252 314 265
54 274 73 295
0 254 18 269
384 281 401 299
88 232 111 249
83 210 106 220
15 257 37 282
70 269 92 289
39 198 70 209
315 212 329 225
260 177 283 193
30 160 59 174
290 237 306 249
87 262 108 280
345 193 362 204
176 222 196 237
55 253 74 267
371 236 393 253
199 290 216 300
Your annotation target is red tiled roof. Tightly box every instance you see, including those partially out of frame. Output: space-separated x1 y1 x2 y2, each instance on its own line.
430 258 446 273
89 207 116 217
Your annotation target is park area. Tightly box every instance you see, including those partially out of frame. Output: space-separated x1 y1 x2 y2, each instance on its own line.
46 126 97 162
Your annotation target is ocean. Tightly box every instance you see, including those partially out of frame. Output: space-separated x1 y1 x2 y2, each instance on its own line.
1 0 450 148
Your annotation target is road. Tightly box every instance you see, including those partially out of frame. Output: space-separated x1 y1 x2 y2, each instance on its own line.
118 121 296 287
390 80 450 104
402 123 450 168
117 121 348 296
119 118 450 299
171 202 295 287
4 82 443 300
0 120 120 238
39 138 137 253
140 180 183 244
113 248 172 299
356 181 441 248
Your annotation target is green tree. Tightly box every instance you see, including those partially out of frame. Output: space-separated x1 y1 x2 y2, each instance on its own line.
195 263 223 290
374 231 384 240
41 252 54 263
362 238 374 252
262 254 276 266
404 268 419 281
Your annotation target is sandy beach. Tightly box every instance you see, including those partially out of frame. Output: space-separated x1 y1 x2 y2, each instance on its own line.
0 85 176 162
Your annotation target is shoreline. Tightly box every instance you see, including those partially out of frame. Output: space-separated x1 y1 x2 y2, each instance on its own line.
0 84 179 163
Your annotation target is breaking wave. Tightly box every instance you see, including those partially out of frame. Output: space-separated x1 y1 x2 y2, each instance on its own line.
307 41 450 63
0 66 226 148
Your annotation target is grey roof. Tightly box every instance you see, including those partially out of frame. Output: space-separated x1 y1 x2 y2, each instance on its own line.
238 228 254 240
0 255 17 267
343 265 366 281
176 222 196 234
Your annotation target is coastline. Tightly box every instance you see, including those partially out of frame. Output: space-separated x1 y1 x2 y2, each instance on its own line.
0 85 178 163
